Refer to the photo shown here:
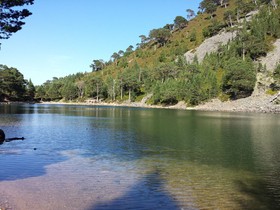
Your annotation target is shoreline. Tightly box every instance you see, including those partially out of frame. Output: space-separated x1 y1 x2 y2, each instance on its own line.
1 93 280 114
38 94 280 114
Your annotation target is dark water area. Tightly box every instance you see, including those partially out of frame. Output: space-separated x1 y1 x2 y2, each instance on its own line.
0 104 280 209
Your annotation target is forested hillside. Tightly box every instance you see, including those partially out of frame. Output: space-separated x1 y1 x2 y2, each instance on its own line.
1 0 280 105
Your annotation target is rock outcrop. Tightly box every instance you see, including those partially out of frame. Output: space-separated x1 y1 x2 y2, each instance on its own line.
260 39 280 72
253 39 280 95
184 31 237 63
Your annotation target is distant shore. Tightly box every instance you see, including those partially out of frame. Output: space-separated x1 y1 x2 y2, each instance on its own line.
1 93 280 114
38 94 280 114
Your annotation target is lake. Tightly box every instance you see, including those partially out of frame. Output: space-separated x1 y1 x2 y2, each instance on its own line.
0 103 280 210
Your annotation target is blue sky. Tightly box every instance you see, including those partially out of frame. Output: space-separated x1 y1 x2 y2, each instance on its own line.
0 0 201 85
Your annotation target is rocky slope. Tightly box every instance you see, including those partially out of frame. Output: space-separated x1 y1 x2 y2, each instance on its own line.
184 31 237 63
191 38 280 113
183 30 280 113
193 95 280 113
253 39 280 95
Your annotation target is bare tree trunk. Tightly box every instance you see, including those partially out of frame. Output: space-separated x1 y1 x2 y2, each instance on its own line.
236 10 240 22
242 43 246 61
112 79 115 101
138 70 141 82
229 14 233 27
128 89 131 102
96 84 99 102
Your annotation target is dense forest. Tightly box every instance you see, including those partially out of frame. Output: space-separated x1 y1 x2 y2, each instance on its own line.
0 65 35 101
1 0 280 105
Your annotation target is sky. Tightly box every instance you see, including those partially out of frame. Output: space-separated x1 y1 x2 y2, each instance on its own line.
0 0 201 85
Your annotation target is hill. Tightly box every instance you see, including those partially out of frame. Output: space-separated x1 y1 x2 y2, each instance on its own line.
2 0 280 112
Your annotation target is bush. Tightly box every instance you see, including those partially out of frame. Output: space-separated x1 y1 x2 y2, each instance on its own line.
203 20 226 38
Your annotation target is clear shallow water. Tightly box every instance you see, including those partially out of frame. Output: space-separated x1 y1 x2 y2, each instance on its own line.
0 104 280 210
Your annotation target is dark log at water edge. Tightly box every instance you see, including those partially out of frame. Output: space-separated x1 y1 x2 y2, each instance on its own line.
0 129 25 144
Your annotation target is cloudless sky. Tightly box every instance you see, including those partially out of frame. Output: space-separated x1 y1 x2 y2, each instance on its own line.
0 0 201 85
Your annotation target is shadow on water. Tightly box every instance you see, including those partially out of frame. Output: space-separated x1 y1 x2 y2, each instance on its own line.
89 169 181 210
0 151 66 181
235 178 280 210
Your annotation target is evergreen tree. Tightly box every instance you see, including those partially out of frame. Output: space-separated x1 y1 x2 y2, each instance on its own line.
26 79 35 100
0 65 26 101
222 57 256 99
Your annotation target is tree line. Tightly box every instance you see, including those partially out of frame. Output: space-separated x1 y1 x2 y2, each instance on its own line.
1 0 280 105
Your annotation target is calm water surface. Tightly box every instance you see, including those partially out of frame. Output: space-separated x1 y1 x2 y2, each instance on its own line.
0 104 280 210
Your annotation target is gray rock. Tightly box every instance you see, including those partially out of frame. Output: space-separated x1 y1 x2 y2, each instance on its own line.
184 31 237 63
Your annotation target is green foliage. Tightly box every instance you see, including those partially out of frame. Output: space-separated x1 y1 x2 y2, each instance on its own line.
232 5 280 60
61 81 78 101
35 85 46 101
270 64 280 91
149 28 171 46
224 10 236 27
26 0 280 107
46 81 62 101
235 0 255 18
186 9 196 20
158 52 167 62
274 64 280 80
90 59 105 71
219 93 231 101
85 74 105 101
0 0 34 40
189 30 197 42
203 20 226 38
0 65 27 101
152 80 179 105
151 63 179 83
222 57 256 99
266 88 278 95
121 67 141 101
187 66 219 105
199 0 219 17
26 79 35 100
174 16 188 30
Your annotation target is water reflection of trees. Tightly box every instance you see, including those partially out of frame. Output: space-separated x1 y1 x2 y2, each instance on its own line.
131 110 257 171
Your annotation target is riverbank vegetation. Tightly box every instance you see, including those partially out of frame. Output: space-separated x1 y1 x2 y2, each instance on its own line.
0 65 35 102
1 0 280 106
